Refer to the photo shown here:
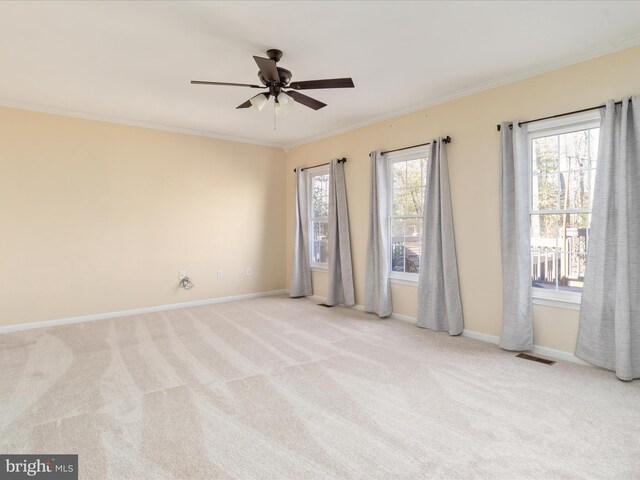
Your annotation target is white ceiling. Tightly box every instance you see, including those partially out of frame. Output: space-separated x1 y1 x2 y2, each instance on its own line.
1 1 639 147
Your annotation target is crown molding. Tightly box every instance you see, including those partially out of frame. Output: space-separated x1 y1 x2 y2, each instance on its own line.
284 33 640 149
0 98 285 149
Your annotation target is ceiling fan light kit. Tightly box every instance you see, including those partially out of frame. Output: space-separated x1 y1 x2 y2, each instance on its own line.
275 92 294 116
249 93 270 112
191 49 354 118
277 92 291 106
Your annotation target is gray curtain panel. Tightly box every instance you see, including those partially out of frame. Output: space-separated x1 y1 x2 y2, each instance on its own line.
326 159 355 306
365 151 393 316
499 122 533 351
416 139 464 335
576 96 640 381
290 169 312 297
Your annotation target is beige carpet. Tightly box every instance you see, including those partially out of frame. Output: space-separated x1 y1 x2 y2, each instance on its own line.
1 295 638 479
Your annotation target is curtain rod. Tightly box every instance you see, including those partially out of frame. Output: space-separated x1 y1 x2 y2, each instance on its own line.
370 136 452 157
293 157 346 173
496 100 625 132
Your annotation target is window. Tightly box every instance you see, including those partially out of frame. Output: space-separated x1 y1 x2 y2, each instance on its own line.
308 166 329 268
528 113 600 304
388 147 428 281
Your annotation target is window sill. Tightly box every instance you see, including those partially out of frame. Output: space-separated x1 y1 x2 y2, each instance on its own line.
532 289 581 311
389 274 419 287
311 265 328 273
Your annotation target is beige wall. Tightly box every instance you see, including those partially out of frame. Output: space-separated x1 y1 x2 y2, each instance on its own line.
0 107 287 326
286 45 640 354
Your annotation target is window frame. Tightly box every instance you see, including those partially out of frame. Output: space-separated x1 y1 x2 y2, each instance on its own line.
526 111 601 308
306 165 330 271
386 146 429 284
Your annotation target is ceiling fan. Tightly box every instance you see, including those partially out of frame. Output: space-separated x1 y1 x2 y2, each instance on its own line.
191 49 354 114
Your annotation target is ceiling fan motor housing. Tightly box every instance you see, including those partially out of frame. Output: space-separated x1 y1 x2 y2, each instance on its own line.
258 68 292 87
257 49 291 89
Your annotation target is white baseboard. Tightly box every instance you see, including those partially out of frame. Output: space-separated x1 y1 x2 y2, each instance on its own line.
390 311 418 324
460 329 500 345
461 329 589 365
305 294 589 366
530 344 589 366
0 289 288 335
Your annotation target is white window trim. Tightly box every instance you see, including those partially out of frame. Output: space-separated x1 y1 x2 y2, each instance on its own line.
532 289 581 310
527 111 600 309
386 146 429 283
389 273 419 286
307 165 330 270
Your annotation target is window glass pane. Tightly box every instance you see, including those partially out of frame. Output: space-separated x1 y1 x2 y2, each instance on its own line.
406 158 423 186
393 162 407 189
311 174 329 217
391 217 422 273
532 173 559 211
391 218 407 273
567 212 590 229
558 133 569 171
563 129 591 171
533 135 558 174
312 195 325 217
403 218 422 274
311 220 328 264
391 244 405 273
531 213 560 245
407 187 423 215
531 214 560 290
393 187 407 216
530 213 590 292
566 169 594 210
311 174 321 192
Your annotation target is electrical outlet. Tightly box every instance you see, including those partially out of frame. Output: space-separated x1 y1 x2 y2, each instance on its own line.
217 270 224 280
179 270 187 280
246 267 252 276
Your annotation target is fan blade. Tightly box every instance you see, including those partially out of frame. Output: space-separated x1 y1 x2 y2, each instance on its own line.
253 56 280 83
191 80 264 88
287 91 327 110
288 78 354 90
